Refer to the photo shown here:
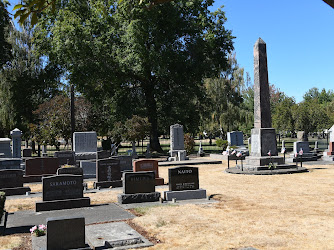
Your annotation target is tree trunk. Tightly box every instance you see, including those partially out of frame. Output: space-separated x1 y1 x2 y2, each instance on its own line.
143 84 163 153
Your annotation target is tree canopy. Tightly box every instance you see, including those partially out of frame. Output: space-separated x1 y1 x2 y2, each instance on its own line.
34 0 234 151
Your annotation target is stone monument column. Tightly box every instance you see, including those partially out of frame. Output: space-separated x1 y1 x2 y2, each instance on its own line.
10 128 22 158
250 38 278 158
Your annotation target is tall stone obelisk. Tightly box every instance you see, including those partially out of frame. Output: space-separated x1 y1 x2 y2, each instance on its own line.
245 38 283 168
253 38 271 129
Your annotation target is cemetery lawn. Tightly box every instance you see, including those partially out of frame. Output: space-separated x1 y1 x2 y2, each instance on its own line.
2 160 334 249
133 161 334 249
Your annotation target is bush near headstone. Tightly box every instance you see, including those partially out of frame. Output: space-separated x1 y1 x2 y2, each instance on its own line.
184 133 195 155
215 139 228 150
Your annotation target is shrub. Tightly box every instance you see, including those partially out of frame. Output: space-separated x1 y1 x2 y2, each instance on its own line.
0 192 6 224
215 139 228 150
184 133 195 155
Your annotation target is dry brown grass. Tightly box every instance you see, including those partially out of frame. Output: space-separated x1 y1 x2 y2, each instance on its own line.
132 160 334 249
4 161 334 249
0 235 22 249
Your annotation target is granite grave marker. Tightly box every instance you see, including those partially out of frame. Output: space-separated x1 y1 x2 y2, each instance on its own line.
133 159 164 185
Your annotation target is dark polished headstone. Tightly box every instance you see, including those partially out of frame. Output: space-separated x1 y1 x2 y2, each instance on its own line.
123 171 155 194
36 175 90 212
25 157 59 176
0 169 31 195
22 148 32 158
57 167 83 176
54 151 75 166
0 158 21 170
97 150 111 160
111 155 132 171
169 166 199 191
253 38 271 129
94 158 122 188
47 216 86 250
0 169 24 188
42 175 84 201
118 172 160 204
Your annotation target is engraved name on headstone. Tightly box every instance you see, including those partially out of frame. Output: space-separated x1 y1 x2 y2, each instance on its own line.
169 166 199 191
42 175 83 201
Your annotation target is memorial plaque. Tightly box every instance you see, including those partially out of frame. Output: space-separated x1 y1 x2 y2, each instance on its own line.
25 157 59 176
123 172 155 194
96 159 121 182
0 169 24 188
42 175 83 201
169 166 199 191
54 151 75 166
133 159 159 178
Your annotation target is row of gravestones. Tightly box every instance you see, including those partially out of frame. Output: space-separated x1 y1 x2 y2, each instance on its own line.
37 164 206 250
35 164 205 212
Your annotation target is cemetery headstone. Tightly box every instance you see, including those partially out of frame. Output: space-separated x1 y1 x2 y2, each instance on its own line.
54 151 75 166
25 157 59 176
227 131 244 146
57 167 83 176
46 216 87 250
133 159 164 185
22 148 32 158
73 131 97 161
73 131 97 153
292 141 317 162
0 139 12 158
118 171 161 204
164 166 206 201
145 143 151 158
35 174 90 212
94 158 122 189
0 158 21 170
0 169 30 195
10 128 22 158
97 150 111 160
80 160 96 178
111 155 132 172
169 124 187 161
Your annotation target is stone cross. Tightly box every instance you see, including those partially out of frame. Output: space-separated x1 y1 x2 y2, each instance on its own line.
253 38 271 128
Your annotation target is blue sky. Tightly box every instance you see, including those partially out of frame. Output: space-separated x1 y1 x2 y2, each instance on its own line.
8 0 334 102
210 0 334 102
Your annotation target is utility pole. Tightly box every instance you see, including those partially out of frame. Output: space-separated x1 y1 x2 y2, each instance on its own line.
71 84 75 150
